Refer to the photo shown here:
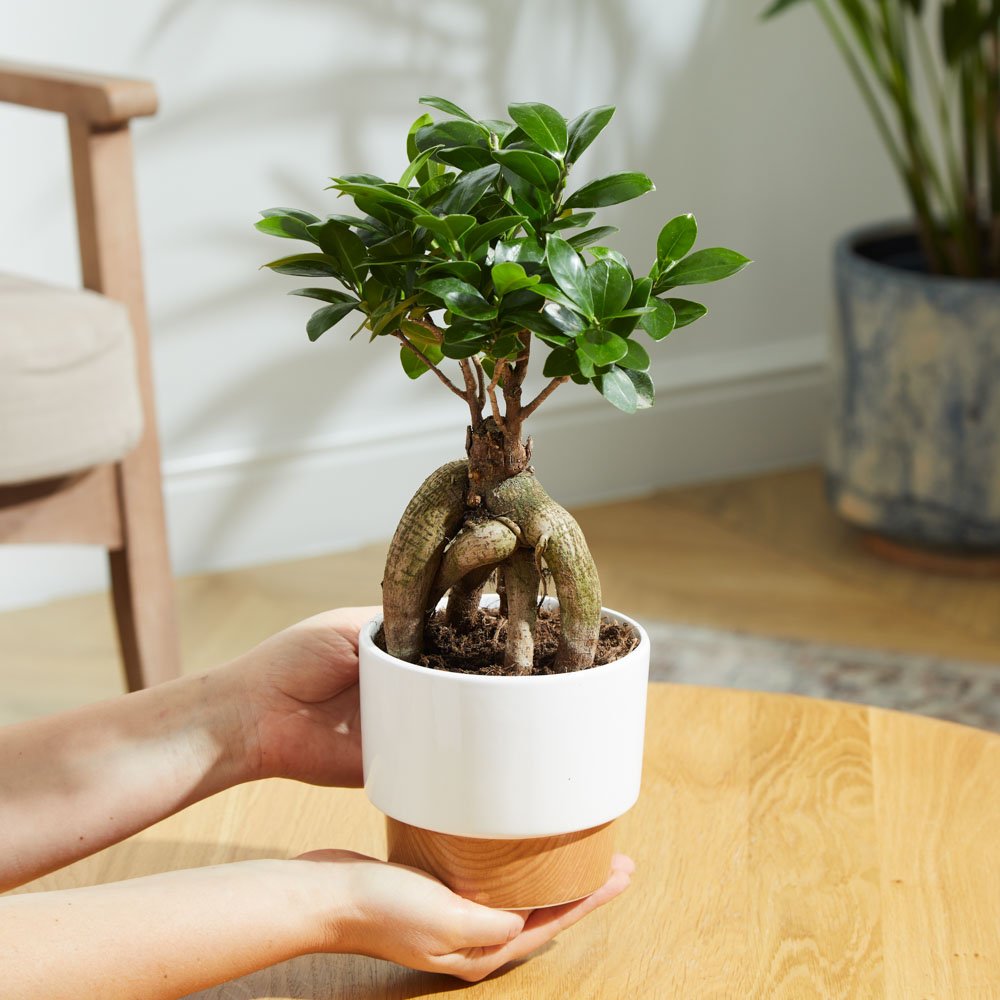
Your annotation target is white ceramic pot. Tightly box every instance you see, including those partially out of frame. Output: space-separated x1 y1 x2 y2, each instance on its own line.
358 596 650 840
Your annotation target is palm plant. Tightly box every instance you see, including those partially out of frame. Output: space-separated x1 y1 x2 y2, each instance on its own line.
766 0 1000 277
257 97 748 673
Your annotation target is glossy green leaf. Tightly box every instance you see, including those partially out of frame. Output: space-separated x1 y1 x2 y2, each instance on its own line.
436 145 495 171
262 253 340 277
657 247 751 287
546 236 593 314
399 340 444 379
586 259 633 318
594 367 638 413
415 120 488 152
622 367 654 409
567 226 619 250
328 181 422 218
640 298 677 340
493 149 562 191
462 215 526 256
289 287 357 304
306 219 367 286
306 301 358 341
656 214 698 264
544 211 596 231
617 338 650 371
566 105 615 162
414 214 477 243
526 282 580 311
564 172 655 210
255 210 318 241
587 246 631 269
437 165 501 215
418 95 486 126
425 260 482 284
491 333 523 358
407 113 434 165
577 328 629 366
543 302 587 333
399 145 444 188
421 278 498 320
543 347 579 377
492 238 545 265
441 339 488 359
665 297 708 328
508 102 568 156
491 261 540 297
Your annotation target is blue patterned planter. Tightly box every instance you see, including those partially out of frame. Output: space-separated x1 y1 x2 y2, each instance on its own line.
827 223 1000 548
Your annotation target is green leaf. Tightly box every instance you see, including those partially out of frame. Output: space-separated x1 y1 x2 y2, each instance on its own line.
526 282 580 311
328 181 422 218
622 368 654 409
546 236 593 315
761 0 809 16
425 260 482 284
543 302 587 333
399 145 444 188
306 219 367 286
255 210 318 241
588 246 631 269
399 340 444 379
491 261 540 297
437 165 501 215
577 328 629 366
564 172 655 210
507 102 568 156
566 105 615 163
492 149 562 191
617 338 650 371
462 215 527 256
306 301 358 341
436 145 495 171
418 95 486 126
414 213 477 243
544 211 596 231
594 367 638 413
289 287 358 304
407 113 434 165
543 347 579 377
421 278 498 320
415 120 488 152
262 253 340 277
656 214 698 264
567 226 619 250
441 338 488 359
491 333 523 358
640 298 677 340
492 238 545 265
658 248 751 287
399 318 440 350
586 259 632 319
665 298 708 328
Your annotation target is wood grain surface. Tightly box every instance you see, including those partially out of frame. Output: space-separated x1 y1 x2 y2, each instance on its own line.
18 683 1000 999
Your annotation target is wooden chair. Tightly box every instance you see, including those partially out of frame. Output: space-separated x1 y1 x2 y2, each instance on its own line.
0 61 179 690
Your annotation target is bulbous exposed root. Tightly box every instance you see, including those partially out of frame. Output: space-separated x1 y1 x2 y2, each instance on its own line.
486 473 601 671
503 547 540 675
381 460 468 662
428 519 519 608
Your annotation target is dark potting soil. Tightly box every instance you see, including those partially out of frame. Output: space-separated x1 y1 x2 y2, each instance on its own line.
374 605 640 676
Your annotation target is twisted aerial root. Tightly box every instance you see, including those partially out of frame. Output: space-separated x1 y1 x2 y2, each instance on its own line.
486 473 601 671
382 460 468 662
503 547 540 675
428 519 519 610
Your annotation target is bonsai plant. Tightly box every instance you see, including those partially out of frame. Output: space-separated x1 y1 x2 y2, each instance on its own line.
765 0 1000 555
258 96 748 906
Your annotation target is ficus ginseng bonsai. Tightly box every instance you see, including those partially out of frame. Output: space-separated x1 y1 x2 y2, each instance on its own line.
258 97 749 674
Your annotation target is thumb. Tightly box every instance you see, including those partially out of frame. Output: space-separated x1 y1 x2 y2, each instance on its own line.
453 898 526 948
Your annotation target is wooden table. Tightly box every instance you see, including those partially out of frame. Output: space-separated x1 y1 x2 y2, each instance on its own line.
25 685 1000 998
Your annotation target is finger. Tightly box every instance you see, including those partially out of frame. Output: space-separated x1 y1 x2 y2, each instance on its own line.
452 897 526 948
329 606 383 649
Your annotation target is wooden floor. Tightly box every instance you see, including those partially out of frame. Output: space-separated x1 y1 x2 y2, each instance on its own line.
1 466 998 723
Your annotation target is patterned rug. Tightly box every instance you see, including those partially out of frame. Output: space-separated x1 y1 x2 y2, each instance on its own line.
644 621 1000 733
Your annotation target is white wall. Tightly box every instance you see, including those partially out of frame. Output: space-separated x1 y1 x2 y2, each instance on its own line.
0 0 905 609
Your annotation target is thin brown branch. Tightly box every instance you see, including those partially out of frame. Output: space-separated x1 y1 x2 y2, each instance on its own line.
522 376 570 419
458 359 483 423
471 356 487 409
394 332 467 402
487 359 506 429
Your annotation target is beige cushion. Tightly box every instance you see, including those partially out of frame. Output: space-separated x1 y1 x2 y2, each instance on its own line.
0 273 143 484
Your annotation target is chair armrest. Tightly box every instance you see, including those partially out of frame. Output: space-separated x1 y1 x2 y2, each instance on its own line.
0 60 157 126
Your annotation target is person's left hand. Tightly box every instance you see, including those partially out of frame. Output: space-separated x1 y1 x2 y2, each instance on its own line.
227 607 380 787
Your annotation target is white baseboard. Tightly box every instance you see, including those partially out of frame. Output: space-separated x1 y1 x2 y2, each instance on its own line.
0 336 827 611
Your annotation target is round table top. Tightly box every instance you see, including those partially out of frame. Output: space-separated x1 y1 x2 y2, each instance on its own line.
28 684 1000 998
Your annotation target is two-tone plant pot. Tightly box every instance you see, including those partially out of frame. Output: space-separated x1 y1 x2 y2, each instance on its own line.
358 596 649 909
828 222 1000 551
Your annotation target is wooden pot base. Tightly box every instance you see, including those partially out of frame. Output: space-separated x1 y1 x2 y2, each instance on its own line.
863 532 1000 577
385 817 616 910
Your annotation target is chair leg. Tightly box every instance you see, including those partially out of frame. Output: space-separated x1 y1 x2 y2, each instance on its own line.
107 455 180 691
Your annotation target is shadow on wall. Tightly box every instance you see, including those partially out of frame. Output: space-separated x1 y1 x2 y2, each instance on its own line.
131 0 829 561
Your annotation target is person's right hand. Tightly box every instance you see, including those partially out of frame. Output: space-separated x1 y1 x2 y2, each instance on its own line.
297 849 634 982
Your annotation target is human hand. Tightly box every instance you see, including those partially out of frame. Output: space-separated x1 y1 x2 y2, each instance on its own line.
297 849 634 981
227 607 380 787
